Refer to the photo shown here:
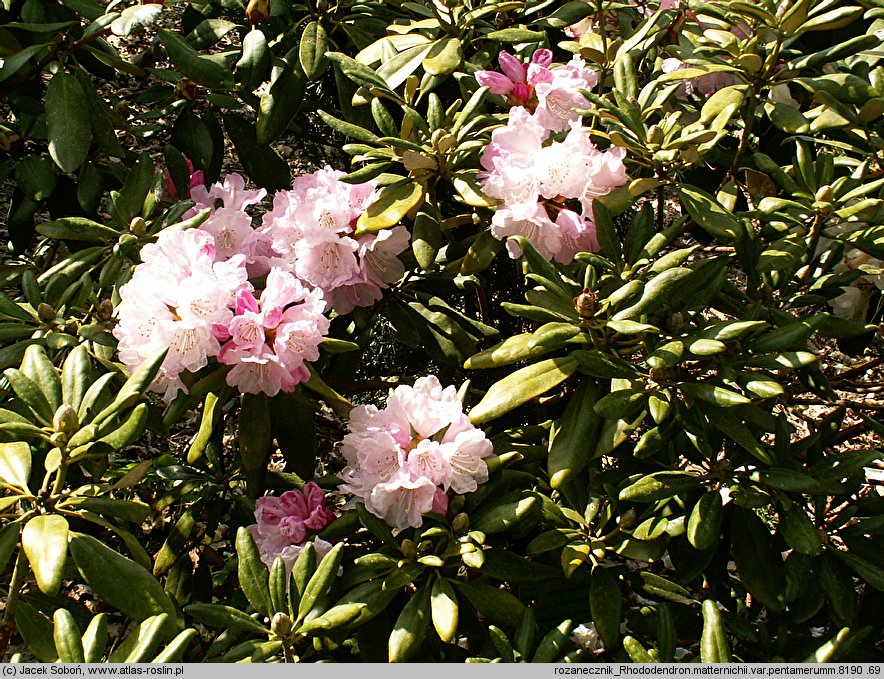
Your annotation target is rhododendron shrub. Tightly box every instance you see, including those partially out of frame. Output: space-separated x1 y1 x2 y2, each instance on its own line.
340 376 493 530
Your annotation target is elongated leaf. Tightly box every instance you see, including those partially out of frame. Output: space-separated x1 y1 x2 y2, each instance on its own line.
298 542 344 621
469 357 578 424
356 180 423 233
0 441 32 489
300 21 329 80
45 72 92 173
237 526 272 617
700 600 731 662
158 29 232 87
422 37 462 76
731 508 785 612
54 609 85 663
22 515 69 596
184 603 268 633
389 584 431 662
430 576 458 644
678 185 741 240
69 532 177 624
590 567 621 648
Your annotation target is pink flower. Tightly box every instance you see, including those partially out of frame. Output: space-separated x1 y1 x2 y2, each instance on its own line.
551 209 600 264
532 56 598 133
490 203 564 261
475 49 553 107
218 268 329 396
189 173 267 216
327 226 410 314
200 207 259 262
340 376 493 531
163 157 205 201
294 230 361 290
247 484 336 572
113 228 250 400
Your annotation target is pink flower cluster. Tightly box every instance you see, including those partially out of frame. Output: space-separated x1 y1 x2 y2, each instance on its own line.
113 228 251 400
479 107 627 263
476 50 599 133
247 483 336 573
113 225 326 398
116 168 411 398
340 376 493 531
258 167 410 314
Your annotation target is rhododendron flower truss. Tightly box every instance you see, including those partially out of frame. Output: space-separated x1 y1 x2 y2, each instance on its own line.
479 110 627 263
114 228 331 399
113 228 250 401
340 376 493 531
247 483 336 574
217 268 330 396
259 166 409 314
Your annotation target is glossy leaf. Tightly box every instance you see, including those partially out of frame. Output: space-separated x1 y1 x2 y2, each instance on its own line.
22 515 69 596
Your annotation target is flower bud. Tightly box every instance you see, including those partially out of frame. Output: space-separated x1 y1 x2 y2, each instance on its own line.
647 124 663 146
246 0 271 23
400 539 417 560
53 404 79 434
574 288 597 319
619 509 637 529
129 217 147 237
175 78 199 101
452 513 469 534
270 612 292 637
95 299 115 323
814 185 833 203
37 303 56 323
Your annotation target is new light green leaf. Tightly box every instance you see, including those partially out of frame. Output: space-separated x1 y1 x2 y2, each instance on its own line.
0 441 32 489
22 515 69 596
